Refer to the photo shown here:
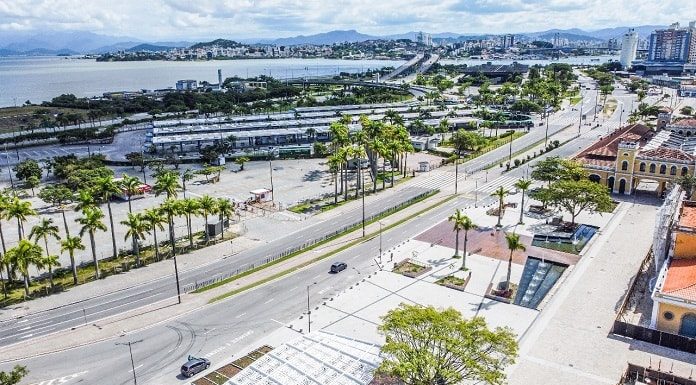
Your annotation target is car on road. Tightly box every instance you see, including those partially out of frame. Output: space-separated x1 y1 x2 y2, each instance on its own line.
330 262 347 273
181 356 210 378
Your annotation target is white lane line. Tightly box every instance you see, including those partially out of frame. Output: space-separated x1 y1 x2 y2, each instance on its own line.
235 312 247 319
129 364 144 373
19 333 33 339
263 298 274 304
270 318 286 326
17 326 31 332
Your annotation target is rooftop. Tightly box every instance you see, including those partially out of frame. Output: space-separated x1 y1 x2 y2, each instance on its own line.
661 258 696 303
678 202 696 229
671 118 696 128
574 124 654 168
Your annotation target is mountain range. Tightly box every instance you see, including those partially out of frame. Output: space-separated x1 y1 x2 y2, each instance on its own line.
0 25 665 56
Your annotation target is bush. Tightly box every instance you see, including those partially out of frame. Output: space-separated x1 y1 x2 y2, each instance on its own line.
514 159 521 167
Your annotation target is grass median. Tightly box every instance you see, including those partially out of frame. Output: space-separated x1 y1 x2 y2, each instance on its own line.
205 192 456 303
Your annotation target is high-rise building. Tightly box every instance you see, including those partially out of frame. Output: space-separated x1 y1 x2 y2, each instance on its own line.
501 34 515 48
415 32 433 47
647 22 696 63
620 28 638 68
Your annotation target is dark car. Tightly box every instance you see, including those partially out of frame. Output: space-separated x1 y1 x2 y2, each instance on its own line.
330 262 347 273
181 356 210 378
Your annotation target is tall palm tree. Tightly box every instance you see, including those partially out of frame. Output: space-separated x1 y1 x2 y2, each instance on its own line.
448 209 467 258
159 199 180 256
142 209 166 261
94 176 121 260
504 232 526 291
180 169 195 199
198 195 218 243
6 198 36 240
216 198 234 236
449 211 476 270
61 236 85 285
0 192 10 256
0 251 8 299
120 174 141 213
76 206 107 280
120 213 150 267
155 172 181 255
29 217 61 264
179 198 200 248
73 189 96 213
6 240 43 297
39 254 60 291
514 179 533 225
492 186 510 228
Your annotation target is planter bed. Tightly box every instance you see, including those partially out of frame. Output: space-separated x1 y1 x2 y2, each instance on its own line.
484 282 518 304
436 273 471 291
393 259 432 278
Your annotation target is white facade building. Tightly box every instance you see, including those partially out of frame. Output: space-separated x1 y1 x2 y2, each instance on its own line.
620 28 638 69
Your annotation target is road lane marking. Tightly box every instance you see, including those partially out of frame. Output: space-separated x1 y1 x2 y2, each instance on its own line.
235 312 247 319
129 364 144 373
263 298 274 304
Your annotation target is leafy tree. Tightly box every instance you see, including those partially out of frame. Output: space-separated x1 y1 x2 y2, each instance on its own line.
451 130 486 155
542 179 613 225
93 176 121 259
216 198 234 236
504 233 525 291
125 152 146 172
121 213 150 266
179 198 200 248
120 174 141 213
142 209 166 261
234 156 250 171
6 240 43 297
26 175 40 196
38 185 73 236
39 254 60 290
377 304 518 385
60 236 85 285
678 174 696 199
159 199 180 256
198 195 218 243
6 198 36 240
29 217 61 273
514 179 532 224
13 159 42 182
77 206 107 279
492 187 509 228
180 169 195 199
530 157 586 186
0 365 28 385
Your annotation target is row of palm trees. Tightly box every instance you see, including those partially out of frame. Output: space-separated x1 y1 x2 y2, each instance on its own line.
0 171 236 299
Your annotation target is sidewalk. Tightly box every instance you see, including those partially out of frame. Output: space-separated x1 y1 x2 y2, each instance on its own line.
0 190 454 361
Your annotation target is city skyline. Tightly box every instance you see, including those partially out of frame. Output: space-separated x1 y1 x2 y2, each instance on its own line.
1 0 696 40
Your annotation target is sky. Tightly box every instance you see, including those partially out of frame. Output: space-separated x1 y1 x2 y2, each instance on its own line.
1 0 696 40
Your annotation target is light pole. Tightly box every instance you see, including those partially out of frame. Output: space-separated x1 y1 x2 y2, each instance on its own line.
379 221 383 263
116 340 143 385
508 130 513 164
578 93 583 134
306 282 316 333
454 156 459 194
173 256 181 304
361 165 365 237
544 105 550 148
269 154 274 202
474 179 479 208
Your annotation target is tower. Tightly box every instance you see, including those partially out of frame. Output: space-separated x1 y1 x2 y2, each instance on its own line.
620 28 638 69
217 69 222 89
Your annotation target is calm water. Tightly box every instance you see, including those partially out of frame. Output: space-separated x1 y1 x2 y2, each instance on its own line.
0 57 405 107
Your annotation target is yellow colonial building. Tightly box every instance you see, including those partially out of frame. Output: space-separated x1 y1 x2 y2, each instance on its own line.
575 115 696 196
651 198 696 337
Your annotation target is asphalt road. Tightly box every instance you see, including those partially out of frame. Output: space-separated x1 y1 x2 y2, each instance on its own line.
1 75 638 384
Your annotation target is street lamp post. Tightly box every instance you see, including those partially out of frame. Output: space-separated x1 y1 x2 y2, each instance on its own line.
173 256 181 304
454 156 459 194
544 106 550 148
269 155 274 202
116 340 143 385
474 179 479 208
361 166 366 237
306 282 316 333
379 221 383 263
508 130 513 164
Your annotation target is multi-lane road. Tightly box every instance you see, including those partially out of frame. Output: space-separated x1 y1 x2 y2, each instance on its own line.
1 76 636 384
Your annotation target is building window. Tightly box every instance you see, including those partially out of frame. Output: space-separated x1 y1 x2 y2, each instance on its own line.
639 163 646 172
650 164 656 173
683 167 689 176
660 165 667 174
664 311 674 321
670 166 677 175
621 161 628 171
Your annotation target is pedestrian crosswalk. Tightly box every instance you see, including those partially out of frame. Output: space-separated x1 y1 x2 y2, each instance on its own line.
475 175 520 195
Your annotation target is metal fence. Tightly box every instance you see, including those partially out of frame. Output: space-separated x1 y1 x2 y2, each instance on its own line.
618 363 696 385
612 321 696 354
183 189 437 292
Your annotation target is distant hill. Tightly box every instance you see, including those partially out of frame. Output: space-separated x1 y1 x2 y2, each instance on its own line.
525 25 664 41
0 30 141 54
126 43 185 52
189 39 244 49
269 30 379 46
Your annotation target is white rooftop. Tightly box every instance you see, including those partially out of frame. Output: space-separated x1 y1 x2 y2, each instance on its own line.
226 331 382 385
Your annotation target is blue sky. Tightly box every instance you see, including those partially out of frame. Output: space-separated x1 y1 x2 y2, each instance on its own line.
1 0 695 40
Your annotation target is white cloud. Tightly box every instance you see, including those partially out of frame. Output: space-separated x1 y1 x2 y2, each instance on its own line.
0 0 694 39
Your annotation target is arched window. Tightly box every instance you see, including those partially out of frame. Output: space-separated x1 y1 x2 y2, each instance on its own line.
639 162 646 172
621 161 628 171
670 166 677 175
679 313 696 337
650 164 656 173
683 167 689 176
660 164 667 174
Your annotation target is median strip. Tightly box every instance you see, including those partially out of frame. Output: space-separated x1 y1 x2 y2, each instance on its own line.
207 193 456 303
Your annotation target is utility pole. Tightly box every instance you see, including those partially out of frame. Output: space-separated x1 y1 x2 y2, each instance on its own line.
544 106 550 148
306 282 316 333
269 155 274 201
173 256 181 304
454 157 458 194
379 221 383 263
116 340 143 385
361 165 365 237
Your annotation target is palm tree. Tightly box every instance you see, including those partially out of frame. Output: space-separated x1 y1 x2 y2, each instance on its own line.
448 210 477 270
39 254 60 290
159 199 181 256
216 198 234 236
504 232 526 292
514 179 533 225
6 198 36 240
0 251 8 299
94 176 121 260
120 174 141 213
7 240 43 297
0 192 10 264
180 169 195 199
179 198 200 248
29 217 61 266
142 209 166 261
77 206 107 280
73 189 96 213
61 236 85 285
198 195 218 243
492 186 510 228
120 213 150 267
154 171 181 200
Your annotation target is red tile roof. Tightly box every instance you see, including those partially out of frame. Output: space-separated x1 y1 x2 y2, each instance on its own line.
662 258 696 302
575 124 653 165
639 147 696 161
671 119 696 128
679 204 696 229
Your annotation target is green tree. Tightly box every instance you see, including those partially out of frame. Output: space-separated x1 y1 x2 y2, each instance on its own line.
542 179 613 225
73 189 96 213
377 304 518 385
530 157 586 186
142 209 166 261
38 185 73 236
179 198 199 248
492 187 509 228
180 169 195 199
678 174 696 199
234 156 250 171
29 217 61 289
26 175 40 196
197 195 218 243
154 172 181 255
504 232 526 291
121 213 150 266
0 365 28 385
93 176 121 259
514 179 533 225
6 198 36 240
449 209 475 270
216 198 234 236
39 254 60 290
6 240 43 297
120 174 141 213
60 236 85 285
76 206 107 279
13 159 42 182
159 199 181 256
